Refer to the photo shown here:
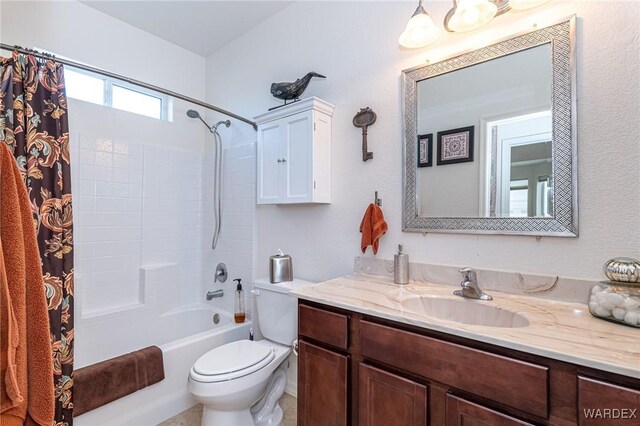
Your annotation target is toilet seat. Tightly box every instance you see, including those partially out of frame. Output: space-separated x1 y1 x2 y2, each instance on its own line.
191 340 275 383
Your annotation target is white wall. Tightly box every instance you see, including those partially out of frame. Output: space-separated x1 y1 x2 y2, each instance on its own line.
0 0 204 99
206 0 640 284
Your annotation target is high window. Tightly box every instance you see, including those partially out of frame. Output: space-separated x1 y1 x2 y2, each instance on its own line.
64 66 168 120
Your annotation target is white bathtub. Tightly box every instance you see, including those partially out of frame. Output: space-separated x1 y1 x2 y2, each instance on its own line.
75 305 252 425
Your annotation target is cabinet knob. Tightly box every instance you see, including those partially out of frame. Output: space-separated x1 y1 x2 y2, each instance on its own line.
282 158 287 163
277 159 282 163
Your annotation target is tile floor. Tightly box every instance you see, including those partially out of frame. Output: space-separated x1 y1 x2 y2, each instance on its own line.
158 393 297 426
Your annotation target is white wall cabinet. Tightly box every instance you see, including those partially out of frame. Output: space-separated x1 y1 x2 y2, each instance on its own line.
256 97 334 204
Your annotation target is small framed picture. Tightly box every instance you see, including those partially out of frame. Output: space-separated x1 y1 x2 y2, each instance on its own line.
417 133 433 167
437 126 474 165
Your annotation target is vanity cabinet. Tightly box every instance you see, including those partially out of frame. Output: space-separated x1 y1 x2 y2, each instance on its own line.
446 395 532 426
359 363 427 426
255 97 334 205
297 300 640 426
577 376 640 426
298 341 348 426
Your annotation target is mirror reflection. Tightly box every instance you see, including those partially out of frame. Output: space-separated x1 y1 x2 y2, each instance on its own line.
416 43 552 218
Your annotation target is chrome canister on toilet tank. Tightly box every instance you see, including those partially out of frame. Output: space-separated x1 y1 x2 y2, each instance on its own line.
270 249 293 283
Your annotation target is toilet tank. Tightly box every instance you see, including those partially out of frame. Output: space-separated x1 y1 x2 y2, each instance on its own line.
254 278 314 345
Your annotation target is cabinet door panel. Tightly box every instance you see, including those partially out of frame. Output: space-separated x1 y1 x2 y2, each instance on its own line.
283 112 312 202
578 376 640 425
359 363 427 426
257 120 282 203
298 340 348 426
311 111 331 202
446 394 532 426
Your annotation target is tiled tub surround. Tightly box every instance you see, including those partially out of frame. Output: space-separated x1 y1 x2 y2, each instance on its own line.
73 135 205 317
201 140 256 316
291 258 640 379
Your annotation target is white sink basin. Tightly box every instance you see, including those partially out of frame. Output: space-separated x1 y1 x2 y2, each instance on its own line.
399 296 530 328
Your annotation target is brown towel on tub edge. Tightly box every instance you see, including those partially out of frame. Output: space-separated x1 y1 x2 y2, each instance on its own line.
0 144 55 426
73 346 165 416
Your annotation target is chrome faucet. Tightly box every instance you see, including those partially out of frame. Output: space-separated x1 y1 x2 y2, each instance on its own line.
206 289 224 300
214 263 227 283
454 267 493 301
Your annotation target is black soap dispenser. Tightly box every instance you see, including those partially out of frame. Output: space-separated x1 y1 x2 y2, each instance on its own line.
234 279 245 323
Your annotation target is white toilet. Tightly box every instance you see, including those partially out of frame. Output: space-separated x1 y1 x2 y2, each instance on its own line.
188 278 312 426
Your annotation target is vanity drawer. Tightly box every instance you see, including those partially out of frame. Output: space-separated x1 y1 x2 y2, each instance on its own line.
578 376 640 425
360 320 549 418
299 304 348 350
446 394 533 425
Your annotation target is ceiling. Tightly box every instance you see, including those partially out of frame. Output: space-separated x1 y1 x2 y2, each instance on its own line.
80 1 293 56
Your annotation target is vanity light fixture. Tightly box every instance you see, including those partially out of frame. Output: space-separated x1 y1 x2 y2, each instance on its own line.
399 0 442 48
399 0 553 49
509 0 552 10
444 0 498 32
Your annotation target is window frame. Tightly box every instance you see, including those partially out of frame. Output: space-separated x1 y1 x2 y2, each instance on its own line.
64 65 169 121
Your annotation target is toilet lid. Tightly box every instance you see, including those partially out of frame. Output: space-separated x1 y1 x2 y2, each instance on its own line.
193 340 274 378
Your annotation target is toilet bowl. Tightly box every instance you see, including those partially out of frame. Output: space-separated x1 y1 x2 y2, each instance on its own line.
188 278 313 426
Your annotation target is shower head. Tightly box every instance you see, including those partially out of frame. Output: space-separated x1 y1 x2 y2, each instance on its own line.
187 110 231 133
187 109 214 131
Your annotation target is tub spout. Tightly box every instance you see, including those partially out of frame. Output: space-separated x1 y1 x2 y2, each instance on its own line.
206 289 224 300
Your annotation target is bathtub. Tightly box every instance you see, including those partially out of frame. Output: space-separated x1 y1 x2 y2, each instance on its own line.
75 305 252 425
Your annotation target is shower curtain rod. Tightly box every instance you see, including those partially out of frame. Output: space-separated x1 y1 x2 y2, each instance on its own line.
0 43 258 130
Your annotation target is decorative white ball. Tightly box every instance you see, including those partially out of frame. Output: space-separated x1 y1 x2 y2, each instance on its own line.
599 299 616 311
591 285 603 295
594 306 612 317
624 311 639 326
612 308 627 320
589 301 599 311
604 293 624 307
624 297 640 311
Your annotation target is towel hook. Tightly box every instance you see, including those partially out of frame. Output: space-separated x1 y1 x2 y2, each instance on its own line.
374 191 382 207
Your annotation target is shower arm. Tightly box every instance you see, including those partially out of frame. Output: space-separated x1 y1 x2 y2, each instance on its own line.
0 43 258 131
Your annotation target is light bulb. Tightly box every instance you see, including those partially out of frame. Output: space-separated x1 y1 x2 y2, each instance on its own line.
509 0 552 11
399 3 441 48
445 0 498 33
460 4 480 24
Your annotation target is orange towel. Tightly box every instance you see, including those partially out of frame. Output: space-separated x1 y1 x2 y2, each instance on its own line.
0 144 55 426
359 203 388 255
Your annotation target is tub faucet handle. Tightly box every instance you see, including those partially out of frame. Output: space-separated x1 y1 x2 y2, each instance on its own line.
214 263 227 283
249 328 254 341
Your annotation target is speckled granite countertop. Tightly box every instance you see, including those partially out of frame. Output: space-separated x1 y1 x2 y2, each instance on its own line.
291 273 640 379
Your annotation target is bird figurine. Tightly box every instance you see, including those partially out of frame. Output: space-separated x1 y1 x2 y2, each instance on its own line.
269 72 326 110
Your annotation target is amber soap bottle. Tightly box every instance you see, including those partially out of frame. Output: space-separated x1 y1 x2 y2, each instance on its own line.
234 278 246 323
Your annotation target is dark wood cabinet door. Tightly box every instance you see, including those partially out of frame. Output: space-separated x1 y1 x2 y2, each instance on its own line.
578 376 640 425
359 363 427 426
446 394 533 426
298 340 348 426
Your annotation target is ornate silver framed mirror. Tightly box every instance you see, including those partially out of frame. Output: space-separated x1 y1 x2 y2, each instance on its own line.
402 17 577 237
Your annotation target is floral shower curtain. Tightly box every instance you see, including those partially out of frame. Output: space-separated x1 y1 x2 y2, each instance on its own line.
0 51 74 425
